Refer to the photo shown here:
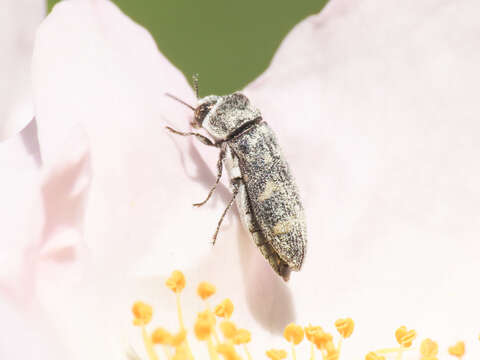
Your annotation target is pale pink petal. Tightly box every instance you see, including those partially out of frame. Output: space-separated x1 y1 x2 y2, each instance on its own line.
32 0 254 357
0 122 68 360
0 0 44 140
246 0 480 356
33 0 225 278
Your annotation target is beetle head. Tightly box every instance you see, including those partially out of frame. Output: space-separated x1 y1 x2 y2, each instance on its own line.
192 96 219 129
200 93 261 141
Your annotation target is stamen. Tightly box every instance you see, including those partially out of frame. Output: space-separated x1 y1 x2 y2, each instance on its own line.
420 338 438 360
305 325 324 360
334 318 354 339
365 352 386 360
176 293 185 330
198 282 216 300
242 344 253 360
448 341 465 358
220 320 237 341
325 340 339 360
266 349 287 360
142 325 159 360
284 323 304 360
375 347 410 354
207 336 220 360
393 326 416 360
395 326 416 348
130 271 467 360
214 298 234 319
217 343 240 360
165 270 193 360
132 301 153 326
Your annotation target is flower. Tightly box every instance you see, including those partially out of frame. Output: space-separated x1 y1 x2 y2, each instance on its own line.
2 0 480 358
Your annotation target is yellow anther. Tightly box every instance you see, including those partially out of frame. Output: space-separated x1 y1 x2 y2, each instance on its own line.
448 341 465 358
217 343 241 360
166 270 186 293
420 338 438 359
220 320 237 340
197 309 216 325
312 328 333 350
215 298 234 319
304 325 323 342
197 281 216 300
266 349 288 360
194 317 213 341
335 318 355 338
170 329 187 347
233 328 251 345
151 327 172 345
131 301 153 326
284 323 304 345
365 352 386 360
395 326 416 347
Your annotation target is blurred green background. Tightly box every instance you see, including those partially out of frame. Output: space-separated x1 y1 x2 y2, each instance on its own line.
47 0 328 96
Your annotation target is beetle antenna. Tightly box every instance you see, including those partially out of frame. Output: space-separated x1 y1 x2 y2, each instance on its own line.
165 93 195 111
193 73 199 99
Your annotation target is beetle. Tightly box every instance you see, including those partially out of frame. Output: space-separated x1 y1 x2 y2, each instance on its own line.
166 76 306 281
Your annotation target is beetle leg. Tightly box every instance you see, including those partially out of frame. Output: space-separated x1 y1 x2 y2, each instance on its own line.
193 149 225 207
211 180 240 245
165 126 217 147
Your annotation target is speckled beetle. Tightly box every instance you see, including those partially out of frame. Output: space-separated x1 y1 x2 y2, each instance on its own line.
166 76 306 281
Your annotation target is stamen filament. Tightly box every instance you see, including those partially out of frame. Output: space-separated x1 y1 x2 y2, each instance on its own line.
207 335 220 360
206 302 220 345
162 345 171 360
175 292 194 360
243 344 253 360
176 292 185 330
141 325 159 360
321 349 327 360
337 338 343 355
291 343 297 360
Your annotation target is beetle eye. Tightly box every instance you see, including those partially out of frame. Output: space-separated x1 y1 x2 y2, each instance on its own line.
194 103 214 126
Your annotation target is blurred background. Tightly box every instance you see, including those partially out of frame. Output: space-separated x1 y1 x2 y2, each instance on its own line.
47 0 328 96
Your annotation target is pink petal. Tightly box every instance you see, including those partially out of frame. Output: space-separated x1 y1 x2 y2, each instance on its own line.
246 0 480 356
0 122 69 360
0 0 44 140
32 0 257 356
33 0 224 277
